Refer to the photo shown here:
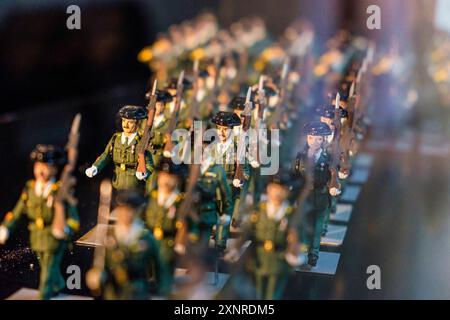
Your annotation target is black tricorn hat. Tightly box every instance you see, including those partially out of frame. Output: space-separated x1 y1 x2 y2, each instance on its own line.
251 86 277 98
316 105 348 119
30 144 66 166
302 121 332 136
157 156 184 176
155 90 173 103
228 96 249 111
118 105 147 120
211 111 241 127
166 77 193 90
115 190 146 209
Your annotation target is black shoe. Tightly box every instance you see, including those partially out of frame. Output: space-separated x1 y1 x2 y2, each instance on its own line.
307 254 318 267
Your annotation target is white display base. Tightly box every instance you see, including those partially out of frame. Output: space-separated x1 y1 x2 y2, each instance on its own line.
296 252 341 275
320 224 347 247
330 203 353 223
6 288 92 300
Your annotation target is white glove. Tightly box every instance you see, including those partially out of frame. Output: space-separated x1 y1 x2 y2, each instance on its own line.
285 252 303 267
0 226 9 244
218 215 231 226
338 171 349 180
85 166 98 178
174 243 186 255
135 171 148 180
250 160 260 168
329 187 341 196
163 150 173 158
51 226 67 240
233 179 244 188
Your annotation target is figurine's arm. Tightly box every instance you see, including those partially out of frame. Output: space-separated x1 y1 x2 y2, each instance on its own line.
90 135 116 174
144 149 155 177
65 204 80 238
0 183 29 244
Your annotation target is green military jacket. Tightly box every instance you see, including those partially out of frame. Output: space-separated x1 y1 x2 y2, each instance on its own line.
197 163 233 225
93 132 154 190
2 179 79 253
101 220 169 299
244 201 294 276
294 148 332 210
144 190 184 263
210 140 251 186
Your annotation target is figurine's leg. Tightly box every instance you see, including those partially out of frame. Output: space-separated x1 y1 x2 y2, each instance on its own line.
266 274 288 300
254 273 266 300
322 204 332 236
215 223 228 251
38 245 66 300
310 207 327 259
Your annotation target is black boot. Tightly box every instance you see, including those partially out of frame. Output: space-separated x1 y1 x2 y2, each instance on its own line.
307 253 318 267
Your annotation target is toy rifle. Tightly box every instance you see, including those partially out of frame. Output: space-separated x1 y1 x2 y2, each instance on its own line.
163 71 185 157
52 113 81 235
137 79 158 174
269 58 289 129
328 93 342 190
91 179 113 296
234 87 253 184
254 75 266 165
190 59 200 120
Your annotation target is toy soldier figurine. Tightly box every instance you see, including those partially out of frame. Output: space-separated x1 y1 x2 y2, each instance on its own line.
86 190 169 300
192 141 233 250
317 103 349 235
226 171 302 300
210 111 250 225
85 105 155 191
149 90 173 165
0 145 80 299
293 121 340 267
144 157 186 295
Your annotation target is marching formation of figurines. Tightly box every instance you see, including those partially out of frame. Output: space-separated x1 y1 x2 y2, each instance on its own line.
0 13 381 300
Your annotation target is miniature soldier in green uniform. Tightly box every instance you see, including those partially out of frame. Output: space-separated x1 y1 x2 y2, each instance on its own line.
144 157 187 295
191 141 233 250
86 191 169 300
226 171 302 300
317 104 349 235
210 111 250 226
85 105 155 191
0 145 80 299
293 121 340 267
149 90 173 166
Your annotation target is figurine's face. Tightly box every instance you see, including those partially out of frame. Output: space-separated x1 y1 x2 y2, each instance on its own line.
320 116 334 130
122 118 138 134
216 125 231 143
307 135 324 150
268 95 279 107
116 206 134 227
157 172 178 194
33 162 57 183
155 101 165 115
167 88 177 97
267 183 289 205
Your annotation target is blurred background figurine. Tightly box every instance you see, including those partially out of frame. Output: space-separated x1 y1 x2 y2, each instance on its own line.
0 144 80 299
86 190 169 300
